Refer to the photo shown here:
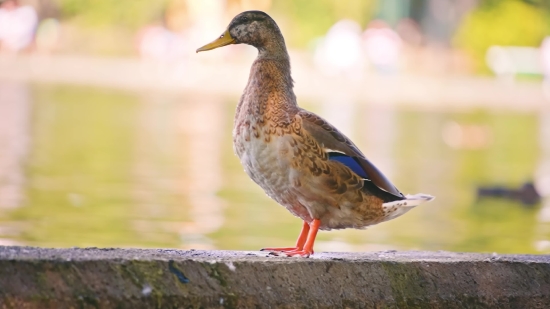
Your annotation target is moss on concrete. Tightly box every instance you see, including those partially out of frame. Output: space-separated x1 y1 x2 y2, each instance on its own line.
0 247 549 308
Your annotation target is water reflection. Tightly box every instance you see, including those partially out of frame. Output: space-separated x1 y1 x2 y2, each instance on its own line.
0 81 29 246
0 84 547 254
0 81 29 210
131 93 225 249
362 104 397 181
176 94 226 249
535 107 550 251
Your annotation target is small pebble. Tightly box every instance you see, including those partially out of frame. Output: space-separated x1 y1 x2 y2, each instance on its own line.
141 284 152 296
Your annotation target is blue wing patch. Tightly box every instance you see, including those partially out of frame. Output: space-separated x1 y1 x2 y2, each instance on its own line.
328 152 368 179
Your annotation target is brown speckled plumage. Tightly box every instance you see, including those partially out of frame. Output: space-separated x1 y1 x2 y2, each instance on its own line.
197 11 434 256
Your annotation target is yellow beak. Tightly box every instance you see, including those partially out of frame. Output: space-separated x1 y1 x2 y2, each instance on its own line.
196 29 235 53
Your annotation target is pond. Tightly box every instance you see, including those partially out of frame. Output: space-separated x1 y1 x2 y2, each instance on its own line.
0 81 548 254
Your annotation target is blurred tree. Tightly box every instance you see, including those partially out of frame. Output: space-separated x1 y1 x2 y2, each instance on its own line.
53 0 377 49
56 0 168 29
454 0 550 72
271 0 377 48
54 0 377 36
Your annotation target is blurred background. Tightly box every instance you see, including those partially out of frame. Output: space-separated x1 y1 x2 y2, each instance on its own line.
0 0 549 254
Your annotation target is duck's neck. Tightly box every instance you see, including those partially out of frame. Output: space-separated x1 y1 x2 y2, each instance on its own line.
237 51 298 127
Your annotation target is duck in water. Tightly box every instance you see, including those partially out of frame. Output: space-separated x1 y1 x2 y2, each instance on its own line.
197 11 434 257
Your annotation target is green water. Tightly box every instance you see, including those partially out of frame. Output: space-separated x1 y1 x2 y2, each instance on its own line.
0 83 548 254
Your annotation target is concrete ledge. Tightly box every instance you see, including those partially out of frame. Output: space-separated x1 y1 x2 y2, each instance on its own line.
0 247 549 308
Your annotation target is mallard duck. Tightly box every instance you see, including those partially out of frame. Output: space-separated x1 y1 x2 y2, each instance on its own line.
197 11 434 257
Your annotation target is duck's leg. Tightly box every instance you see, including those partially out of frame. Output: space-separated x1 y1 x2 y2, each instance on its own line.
284 219 320 257
261 221 310 252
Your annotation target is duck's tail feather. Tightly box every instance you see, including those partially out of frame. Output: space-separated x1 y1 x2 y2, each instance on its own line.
403 193 435 206
381 193 435 222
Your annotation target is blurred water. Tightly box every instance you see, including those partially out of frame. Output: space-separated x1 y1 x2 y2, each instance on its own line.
0 82 548 254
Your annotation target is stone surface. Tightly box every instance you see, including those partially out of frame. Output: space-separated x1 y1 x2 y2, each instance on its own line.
0 246 549 308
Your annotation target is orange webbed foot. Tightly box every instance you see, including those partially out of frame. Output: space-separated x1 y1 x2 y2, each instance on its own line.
283 249 314 258
260 247 299 253
261 219 320 258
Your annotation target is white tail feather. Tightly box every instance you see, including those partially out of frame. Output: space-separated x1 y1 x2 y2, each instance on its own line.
381 193 435 222
402 193 435 206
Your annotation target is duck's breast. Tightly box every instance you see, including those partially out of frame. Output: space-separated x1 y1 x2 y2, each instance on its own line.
233 122 313 220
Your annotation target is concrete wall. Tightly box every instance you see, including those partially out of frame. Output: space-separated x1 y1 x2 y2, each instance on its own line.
0 246 549 308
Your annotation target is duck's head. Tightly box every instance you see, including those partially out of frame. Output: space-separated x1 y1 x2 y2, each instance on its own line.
197 11 286 56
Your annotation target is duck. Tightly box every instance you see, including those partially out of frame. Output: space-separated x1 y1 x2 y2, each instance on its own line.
197 11 434 257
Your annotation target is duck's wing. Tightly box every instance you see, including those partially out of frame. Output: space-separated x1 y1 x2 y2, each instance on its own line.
298 110 404 199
